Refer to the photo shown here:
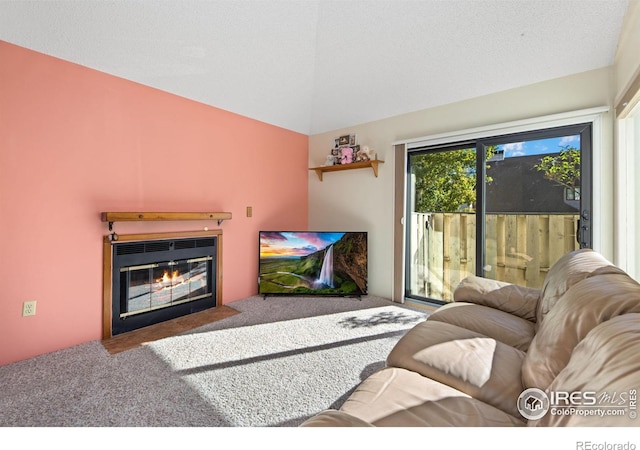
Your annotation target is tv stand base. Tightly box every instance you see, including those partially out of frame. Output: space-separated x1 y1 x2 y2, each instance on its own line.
261 294 362 301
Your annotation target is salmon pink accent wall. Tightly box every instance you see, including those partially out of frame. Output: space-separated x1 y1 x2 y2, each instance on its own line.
0 41 309 365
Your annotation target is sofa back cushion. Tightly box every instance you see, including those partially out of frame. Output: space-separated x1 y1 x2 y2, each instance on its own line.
453 275 540 322
522 271 640 390
530 313 640 426
536 249 616 327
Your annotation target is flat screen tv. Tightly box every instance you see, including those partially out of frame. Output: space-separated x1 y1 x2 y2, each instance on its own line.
259 231 367 297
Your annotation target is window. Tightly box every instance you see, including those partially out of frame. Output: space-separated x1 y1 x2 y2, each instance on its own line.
615 99 640 280
565 187 580 201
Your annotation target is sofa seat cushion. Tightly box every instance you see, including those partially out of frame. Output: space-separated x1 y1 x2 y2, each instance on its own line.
530 314 640 427
338 367 524 427
522 272 640 390
428 302 536 351
387 320 526 418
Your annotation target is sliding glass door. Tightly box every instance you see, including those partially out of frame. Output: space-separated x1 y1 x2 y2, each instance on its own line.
407 144 478 301
406 124 591 304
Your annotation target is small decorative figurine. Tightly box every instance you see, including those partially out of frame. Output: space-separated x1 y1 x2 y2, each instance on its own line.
341 147 354 164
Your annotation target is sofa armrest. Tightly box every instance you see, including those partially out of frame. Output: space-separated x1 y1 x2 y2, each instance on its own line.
299 409 374 427
453 275 540 322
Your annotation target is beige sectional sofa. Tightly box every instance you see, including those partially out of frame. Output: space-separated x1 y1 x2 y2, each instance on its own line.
301 249 640 427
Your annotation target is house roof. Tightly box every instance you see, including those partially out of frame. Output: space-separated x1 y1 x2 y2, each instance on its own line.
0 0 630 135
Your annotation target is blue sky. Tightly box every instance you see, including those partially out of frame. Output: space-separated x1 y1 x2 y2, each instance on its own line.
260 232 344 258
502 134 580 158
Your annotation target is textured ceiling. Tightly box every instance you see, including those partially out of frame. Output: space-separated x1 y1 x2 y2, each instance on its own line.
0 0 630 135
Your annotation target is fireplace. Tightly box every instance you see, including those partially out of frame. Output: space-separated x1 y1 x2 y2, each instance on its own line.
103 230 222 338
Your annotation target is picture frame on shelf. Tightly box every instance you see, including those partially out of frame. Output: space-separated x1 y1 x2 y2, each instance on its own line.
331 147 342 164
337 134 357 147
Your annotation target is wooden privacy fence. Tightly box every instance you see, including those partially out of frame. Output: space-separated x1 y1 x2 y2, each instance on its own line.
409 212 580 302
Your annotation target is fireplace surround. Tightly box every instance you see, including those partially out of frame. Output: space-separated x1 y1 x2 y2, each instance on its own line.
103 230 223 339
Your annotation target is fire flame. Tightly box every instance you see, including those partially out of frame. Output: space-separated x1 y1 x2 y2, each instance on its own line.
157 270 181 284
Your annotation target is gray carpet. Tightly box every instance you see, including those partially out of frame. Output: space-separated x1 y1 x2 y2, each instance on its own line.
0 295 428 427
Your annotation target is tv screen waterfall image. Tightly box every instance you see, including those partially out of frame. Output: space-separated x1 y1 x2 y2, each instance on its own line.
259 231 368 296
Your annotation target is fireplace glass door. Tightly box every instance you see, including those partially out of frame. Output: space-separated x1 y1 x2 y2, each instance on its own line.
111 236 218 336
120 256 212 317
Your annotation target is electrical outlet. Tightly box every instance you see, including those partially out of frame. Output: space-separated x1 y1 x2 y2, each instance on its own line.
22 301 36 317
246 206 253 218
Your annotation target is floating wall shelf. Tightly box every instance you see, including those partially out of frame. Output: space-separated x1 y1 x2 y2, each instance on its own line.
101 211 232 229
309 159 384 181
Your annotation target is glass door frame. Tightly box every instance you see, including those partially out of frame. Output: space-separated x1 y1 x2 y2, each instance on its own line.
404 123 593 305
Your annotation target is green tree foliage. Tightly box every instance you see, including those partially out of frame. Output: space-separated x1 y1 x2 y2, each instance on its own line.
412 146 496 213
534 146 580 189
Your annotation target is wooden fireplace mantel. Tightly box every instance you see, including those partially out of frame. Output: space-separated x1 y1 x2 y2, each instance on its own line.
101 211 232 229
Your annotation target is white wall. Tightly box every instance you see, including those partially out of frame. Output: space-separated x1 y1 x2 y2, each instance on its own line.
309 68 614 299
615 0 640 98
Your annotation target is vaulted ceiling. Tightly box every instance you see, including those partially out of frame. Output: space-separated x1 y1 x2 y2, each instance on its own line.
0 1 630 135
